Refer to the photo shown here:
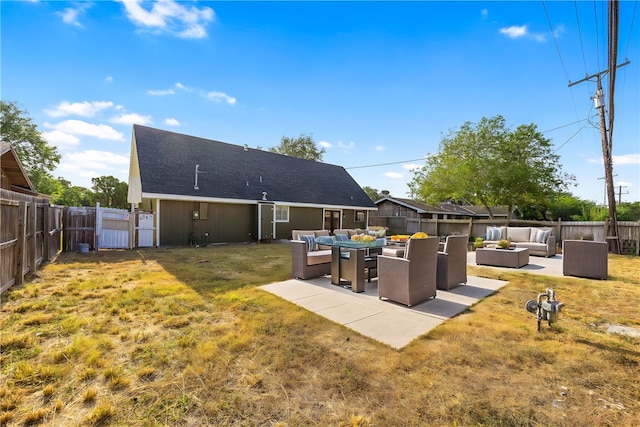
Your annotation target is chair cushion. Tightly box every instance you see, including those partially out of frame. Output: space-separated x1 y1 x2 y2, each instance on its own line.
334 233 349 242
315 236 334 246
300 235 317 251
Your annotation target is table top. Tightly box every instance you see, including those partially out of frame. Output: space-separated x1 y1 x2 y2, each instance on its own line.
478 247 528 253
316 236 385 249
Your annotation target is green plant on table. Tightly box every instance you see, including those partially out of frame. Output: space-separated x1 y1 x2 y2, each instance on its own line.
497 239 510 249
473 237 485 249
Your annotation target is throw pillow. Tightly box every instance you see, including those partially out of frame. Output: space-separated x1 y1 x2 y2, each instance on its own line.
300 235 317 251
530 228 541 242
334 233 349 242
488 227 500 241
315 236 334 246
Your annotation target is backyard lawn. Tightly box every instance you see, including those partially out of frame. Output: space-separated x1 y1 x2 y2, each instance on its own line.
1 243 638 426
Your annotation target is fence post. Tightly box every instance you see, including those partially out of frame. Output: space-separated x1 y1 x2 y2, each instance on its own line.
29 201 37 274
43 204 50 261
14 201 26 285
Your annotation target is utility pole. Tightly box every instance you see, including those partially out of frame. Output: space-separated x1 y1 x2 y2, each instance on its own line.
617 185 628 203
568 0 627 254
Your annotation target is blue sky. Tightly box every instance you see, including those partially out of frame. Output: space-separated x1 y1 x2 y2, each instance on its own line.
2 0 639 203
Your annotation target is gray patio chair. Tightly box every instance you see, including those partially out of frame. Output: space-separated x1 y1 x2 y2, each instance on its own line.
562 240 608 279
377 237 438 307
436 234 468 290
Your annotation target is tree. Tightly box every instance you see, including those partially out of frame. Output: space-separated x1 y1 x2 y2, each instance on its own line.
0 101 61 192
52 178 93 207
362 186 384 202
269 134 325 161
408 115 574 219
91 176 128 209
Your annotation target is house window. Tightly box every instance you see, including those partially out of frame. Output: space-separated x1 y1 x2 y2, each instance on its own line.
275 205 289 222
354 210 365 222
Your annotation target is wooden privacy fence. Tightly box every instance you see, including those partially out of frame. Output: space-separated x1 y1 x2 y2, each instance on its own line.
1 189 63 292
369 216 640 255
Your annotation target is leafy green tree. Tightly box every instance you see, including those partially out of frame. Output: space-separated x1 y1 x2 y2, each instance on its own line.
409 115 574 219
269 134 325 161
362 186 383 202
617 202 640 221
91 176 128 209
0 101 61 192
52 178 93 207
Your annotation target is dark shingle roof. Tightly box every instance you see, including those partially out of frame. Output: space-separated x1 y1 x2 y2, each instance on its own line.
133 125 375 208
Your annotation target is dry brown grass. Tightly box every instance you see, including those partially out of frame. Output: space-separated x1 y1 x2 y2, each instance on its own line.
0 243 638 426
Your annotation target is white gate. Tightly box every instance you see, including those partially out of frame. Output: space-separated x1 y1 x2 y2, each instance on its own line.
96 204 131 249
137 212 154 247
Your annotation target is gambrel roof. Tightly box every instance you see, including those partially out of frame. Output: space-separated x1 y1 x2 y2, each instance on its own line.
128 125 376 209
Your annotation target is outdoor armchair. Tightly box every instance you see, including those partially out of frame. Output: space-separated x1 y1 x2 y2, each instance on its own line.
436 234 468 290
377 236 438 307
562 240 608 280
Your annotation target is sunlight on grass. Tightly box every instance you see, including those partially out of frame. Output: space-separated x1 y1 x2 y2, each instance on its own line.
0 243 637 425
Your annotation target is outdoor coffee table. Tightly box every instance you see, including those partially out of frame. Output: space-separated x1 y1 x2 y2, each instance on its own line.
476 247 529 268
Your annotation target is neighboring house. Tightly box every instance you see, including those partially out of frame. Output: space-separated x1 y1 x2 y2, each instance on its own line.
1 141 40 196
371 196 513 220
127 125 377 246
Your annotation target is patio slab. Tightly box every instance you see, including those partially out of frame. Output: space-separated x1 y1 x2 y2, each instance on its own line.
261 255 566 349
261 274 508 349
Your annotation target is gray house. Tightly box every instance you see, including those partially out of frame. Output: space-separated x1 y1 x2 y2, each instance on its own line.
127 125 376 246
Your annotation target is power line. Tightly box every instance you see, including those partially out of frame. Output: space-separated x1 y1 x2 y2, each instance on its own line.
345 157 427 170
575 1 589 75
542 0 571 83
345 117 594 170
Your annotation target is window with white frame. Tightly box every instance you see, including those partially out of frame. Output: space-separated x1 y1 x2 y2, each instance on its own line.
275 205 289 222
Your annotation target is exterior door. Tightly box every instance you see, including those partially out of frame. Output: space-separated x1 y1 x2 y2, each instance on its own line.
324 210 341 233
258 203 274 240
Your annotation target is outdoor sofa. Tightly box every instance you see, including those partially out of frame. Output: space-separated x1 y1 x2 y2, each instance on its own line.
483 226 556 257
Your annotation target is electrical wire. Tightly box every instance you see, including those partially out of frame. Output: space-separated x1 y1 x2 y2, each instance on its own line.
593 0 602 71
344 118 594 171
542 0 571 83
623 0 638 59
575 1 589 76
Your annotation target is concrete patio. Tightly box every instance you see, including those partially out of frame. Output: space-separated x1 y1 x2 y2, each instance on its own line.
261 254 565 349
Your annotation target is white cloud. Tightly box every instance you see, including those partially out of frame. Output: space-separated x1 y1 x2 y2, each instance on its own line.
207 91 237 106
319 141 332 148
499 25 527 39
375 145 385 152
45 120 124 141
45 101 114 118
337 141 355 150
616 180 633 188
175 82 189 91
118 0 215 39
481 9 488 19
110 113 153 126
148 88 176 96
41 130 80 148
385 172 403 179
105 76 114 83
164 118 180 126
66 150 129 168
58 3 92 28
613 153 640 165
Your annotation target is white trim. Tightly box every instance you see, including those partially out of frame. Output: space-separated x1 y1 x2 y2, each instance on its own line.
141 192 377 211
155 198 161 246
275 205 289 222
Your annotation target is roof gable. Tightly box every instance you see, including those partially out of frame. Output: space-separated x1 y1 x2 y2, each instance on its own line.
129 125 375 208
1 141 36 194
